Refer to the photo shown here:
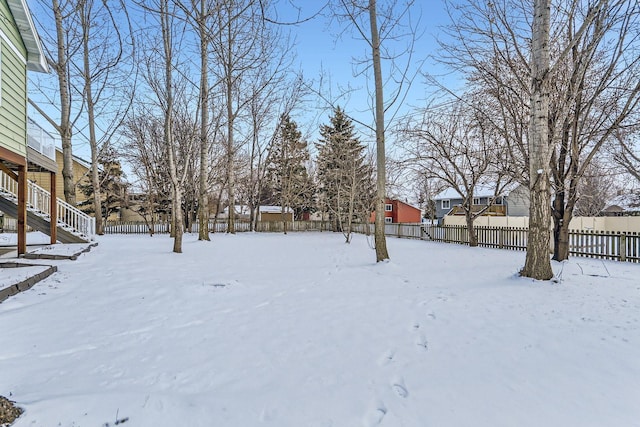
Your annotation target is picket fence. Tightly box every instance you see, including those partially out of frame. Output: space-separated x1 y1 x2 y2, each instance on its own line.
102 220 640 263
103 220 333 235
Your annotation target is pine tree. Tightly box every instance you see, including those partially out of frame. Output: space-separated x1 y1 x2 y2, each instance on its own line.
267 114 314 232
78 146 128 224
316 107 374 242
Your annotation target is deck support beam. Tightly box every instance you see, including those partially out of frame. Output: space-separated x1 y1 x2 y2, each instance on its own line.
17 165 27 255
50 171 57 244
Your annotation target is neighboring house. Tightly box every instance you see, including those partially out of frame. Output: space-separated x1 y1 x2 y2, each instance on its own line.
370 198 422 224
0 0 51 253
433 183 529 224
219 205 251 221
601 192 640 216
258 206 294 222
28 145 92 205
218 205 294 222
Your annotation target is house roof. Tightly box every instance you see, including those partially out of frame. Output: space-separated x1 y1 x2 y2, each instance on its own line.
260 206 293 213
54 146 91 169
434 182 520 201
604 192 640 212
7 0 48 73
388 198 421 211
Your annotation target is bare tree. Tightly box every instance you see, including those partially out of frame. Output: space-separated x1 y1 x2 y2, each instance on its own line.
30 0 84 205
573 160 619 216
74 0 135 235
401 100 512 246
520 0 555 279
436 0 630 276
328 0 420 260
210 0 283 234
614 138 640 183
174 0 219 240
121 112 172 235
135 0 189 252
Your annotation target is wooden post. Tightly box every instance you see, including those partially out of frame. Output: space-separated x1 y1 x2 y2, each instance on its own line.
50 171 57 244
620 233 626 262
17 165 27 255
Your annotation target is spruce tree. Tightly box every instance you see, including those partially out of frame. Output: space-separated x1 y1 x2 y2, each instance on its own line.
267 114 314 232
316 107 374 242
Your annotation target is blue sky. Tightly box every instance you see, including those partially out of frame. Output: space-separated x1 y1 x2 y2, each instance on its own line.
277 1 455 142
27 0 457 162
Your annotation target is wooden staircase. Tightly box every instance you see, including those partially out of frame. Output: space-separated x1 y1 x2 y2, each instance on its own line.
0 170 95 243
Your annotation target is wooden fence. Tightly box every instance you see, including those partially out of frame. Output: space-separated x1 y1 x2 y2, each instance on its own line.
103 220 333 235
101 220 640 263
422 224 639 263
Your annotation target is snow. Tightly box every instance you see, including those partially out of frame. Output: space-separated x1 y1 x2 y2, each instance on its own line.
433 182 520 201
1 232 639 427
0 265 50 289
0 232 51 247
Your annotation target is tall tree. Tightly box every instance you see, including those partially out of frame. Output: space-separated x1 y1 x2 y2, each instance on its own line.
332 0 419 260
317 107 374 243
436 0 626 275
175 0 218 241
368 0 389 260
521 0 554 279
267 115 314 233
76 0 133 235
210 0 271 234
31 0 83 205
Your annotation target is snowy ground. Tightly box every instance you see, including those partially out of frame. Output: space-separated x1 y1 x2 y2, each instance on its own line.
0 232 639 427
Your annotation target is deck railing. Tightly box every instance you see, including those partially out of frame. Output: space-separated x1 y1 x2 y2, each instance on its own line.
27 117 56 161
0 170 95 240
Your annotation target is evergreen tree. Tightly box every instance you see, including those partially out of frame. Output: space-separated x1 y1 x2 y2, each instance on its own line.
316 107 374 242
267 114 314 231
78 146 128 223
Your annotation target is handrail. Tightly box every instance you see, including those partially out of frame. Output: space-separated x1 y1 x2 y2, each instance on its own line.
0 170 95 240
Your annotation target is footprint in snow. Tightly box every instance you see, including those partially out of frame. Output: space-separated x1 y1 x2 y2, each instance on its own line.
363 402 387 426
415 333 428 352
377 349 395 366
391 377 409 399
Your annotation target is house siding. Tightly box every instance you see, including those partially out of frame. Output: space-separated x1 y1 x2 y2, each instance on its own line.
393 200 422 223
0 0 28 159
28 149 92 203
505 185 529 216
435 197 459 222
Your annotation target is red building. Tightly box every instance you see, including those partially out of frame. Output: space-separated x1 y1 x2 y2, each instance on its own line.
370 198 422 224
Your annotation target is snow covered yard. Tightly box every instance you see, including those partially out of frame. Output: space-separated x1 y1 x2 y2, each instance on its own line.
0 232 639 427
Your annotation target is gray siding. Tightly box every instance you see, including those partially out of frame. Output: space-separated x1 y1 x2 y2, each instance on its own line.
505 185 530 216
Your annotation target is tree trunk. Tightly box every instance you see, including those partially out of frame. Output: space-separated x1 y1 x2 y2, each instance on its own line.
161 0 182 253
465 211 478 247
521 0 553 280
197 0 210 241
80 1 103 235
369 0 389 262
52 0 76 206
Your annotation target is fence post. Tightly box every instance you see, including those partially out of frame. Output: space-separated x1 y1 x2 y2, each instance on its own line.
620 233 626 262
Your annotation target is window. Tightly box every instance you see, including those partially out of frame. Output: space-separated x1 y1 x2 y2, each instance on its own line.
385 216 393 223
473 197 481 205
441 199 450 210
385 203 393 212
494 197 503 205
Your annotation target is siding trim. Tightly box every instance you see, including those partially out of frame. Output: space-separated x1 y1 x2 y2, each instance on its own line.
0 28 28 66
